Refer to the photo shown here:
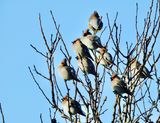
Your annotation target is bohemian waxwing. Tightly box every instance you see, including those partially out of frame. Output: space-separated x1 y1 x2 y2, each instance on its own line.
96 47 114 67
110 73 132 95
88 11 103 34
128 58 152 79
62 95 86 116
80 29 102 50
75 55 97 76
57 58 80 82
72 38 93 60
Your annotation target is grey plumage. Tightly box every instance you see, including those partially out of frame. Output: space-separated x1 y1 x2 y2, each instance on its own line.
57 58 80 82
88 11 103 34
80 29 102 50
62 95 86 116
72 38 93 60
76 56 97 76
110 73 132 95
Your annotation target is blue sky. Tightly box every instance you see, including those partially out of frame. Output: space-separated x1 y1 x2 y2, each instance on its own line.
0 0 159 123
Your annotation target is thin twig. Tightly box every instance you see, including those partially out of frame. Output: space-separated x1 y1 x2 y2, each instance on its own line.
28 67 53 106
0 103 5 123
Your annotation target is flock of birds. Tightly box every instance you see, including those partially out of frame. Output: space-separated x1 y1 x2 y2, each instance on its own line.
57 11 152 117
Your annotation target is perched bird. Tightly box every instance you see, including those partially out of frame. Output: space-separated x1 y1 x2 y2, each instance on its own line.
128 57 152 79
110 73 132 95
57 58 80 82
75 55 97 76
72 38 93 60
62 95 86 116
88 11 103 34
80 29 102 50
96 47 114 67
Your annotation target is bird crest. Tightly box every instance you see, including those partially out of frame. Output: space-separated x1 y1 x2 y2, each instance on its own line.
111 73 117 80
61 58 67 66
83 29 92 36
62 95 68 101
91 11 99 18
98 47 106 54
72 38 80 44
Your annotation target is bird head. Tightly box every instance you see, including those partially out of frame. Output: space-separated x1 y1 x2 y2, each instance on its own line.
98 47 106 54
60 58 67 66
129 57 137 64
61 95 69 102
72 38 80 44
83 29 92 36
93 11 99 18
111 73 117 80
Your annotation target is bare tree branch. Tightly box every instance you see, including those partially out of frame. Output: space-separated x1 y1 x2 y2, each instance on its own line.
0 103 5 123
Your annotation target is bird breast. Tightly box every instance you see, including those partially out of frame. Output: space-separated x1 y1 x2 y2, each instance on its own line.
62 100 76 115
129 62 139 76
58 66 70 80
69 106 76 114
62 101 69 114
113 85 125 94
72 43 83 55
80 36 94 49
111 78 120 88
78 58 88 71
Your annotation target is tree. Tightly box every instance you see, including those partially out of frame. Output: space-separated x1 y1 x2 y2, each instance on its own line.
29 0 160 122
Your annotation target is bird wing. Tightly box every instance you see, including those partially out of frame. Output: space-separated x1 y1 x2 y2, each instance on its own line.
103 52 112 62
71 100 81 109
81 43 93 60
94 36 102 48
71 100 85 116
116 79 132 95
69 67 76 77
142 66 152 78
87 58 96 75
88 59 95 69
97 19 103 30
117 79 127 88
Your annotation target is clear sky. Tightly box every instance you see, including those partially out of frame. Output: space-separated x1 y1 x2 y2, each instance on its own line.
0 0 159 123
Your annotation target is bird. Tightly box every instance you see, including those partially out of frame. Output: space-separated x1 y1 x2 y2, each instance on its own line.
127 57 152 79
61 95 86 116
75 55 97 76
57 58 80 82
88 11 103 34
80 29 102 50
72 38 93 60
110 73 132 95
96 47 114 67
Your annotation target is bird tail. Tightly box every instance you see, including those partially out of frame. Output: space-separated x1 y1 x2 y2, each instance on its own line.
79 110 86 116
91 69 99 77
148 75 154 80
88 54 94 61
